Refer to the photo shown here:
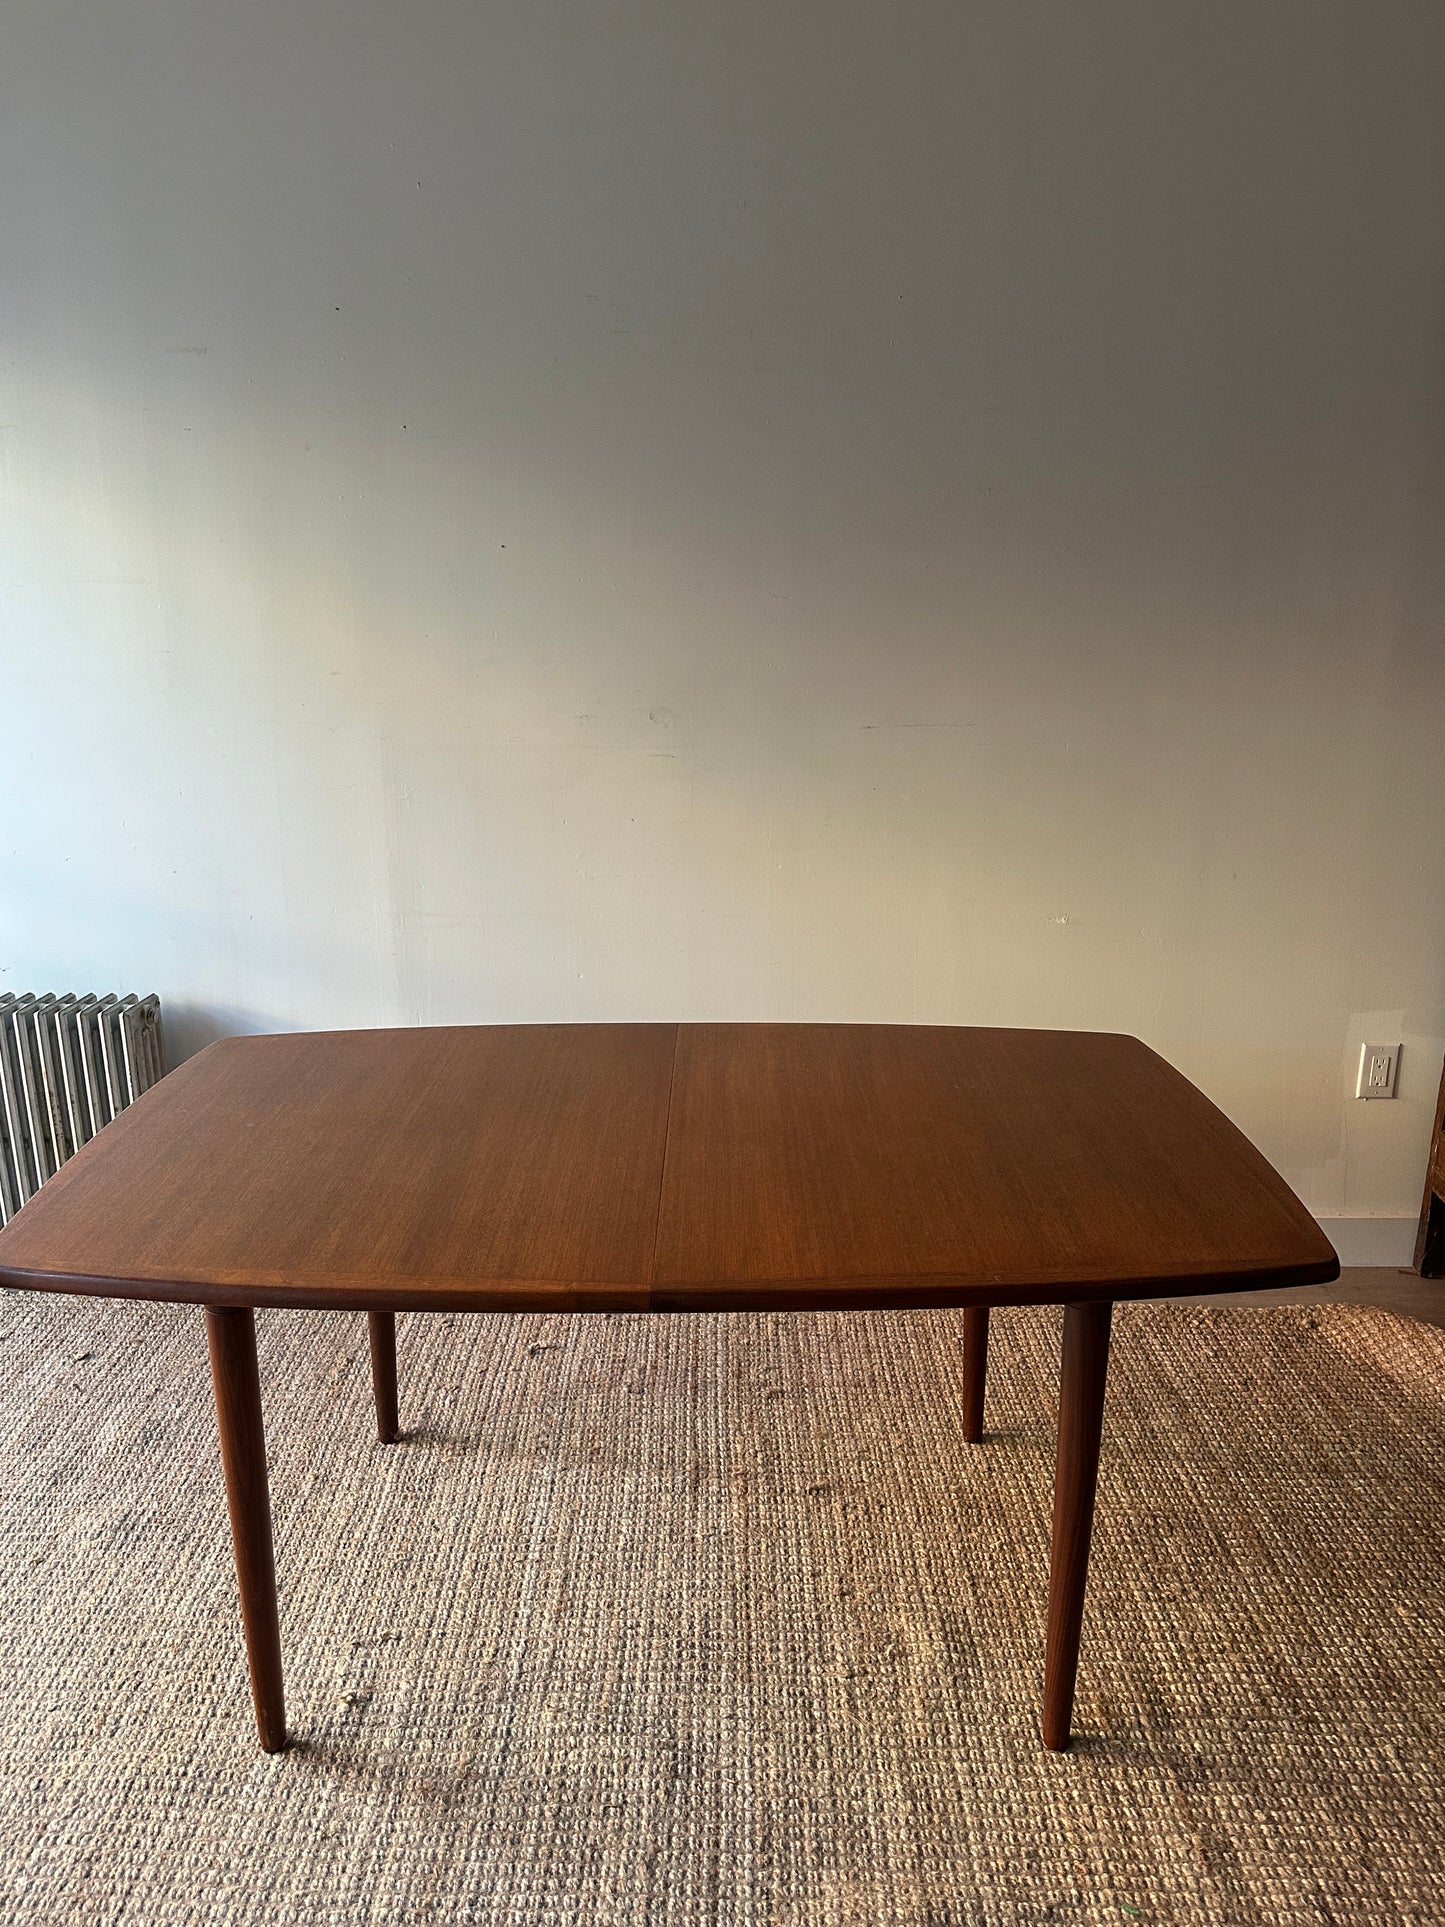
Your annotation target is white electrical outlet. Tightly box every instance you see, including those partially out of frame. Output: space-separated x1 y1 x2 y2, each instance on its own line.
1356 1042 1400 1100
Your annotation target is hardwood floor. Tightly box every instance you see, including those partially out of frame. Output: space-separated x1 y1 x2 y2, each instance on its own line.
1176 1266 1445 1331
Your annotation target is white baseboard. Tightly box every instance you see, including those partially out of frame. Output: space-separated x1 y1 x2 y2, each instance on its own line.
1315 1217 1417 1269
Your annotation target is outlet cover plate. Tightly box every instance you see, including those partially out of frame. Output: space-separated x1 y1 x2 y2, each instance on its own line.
1356 1042 1400 1100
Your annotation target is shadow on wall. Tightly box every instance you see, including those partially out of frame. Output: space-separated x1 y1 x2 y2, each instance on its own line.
162 1003 309 1068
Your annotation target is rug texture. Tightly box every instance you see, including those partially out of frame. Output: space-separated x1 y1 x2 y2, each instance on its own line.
0 1291 1441 1926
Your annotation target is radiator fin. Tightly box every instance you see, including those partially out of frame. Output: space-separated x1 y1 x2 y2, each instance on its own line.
0 993 165 1225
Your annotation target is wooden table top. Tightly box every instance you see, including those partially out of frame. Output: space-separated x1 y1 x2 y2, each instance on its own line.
0 1023 1338 1313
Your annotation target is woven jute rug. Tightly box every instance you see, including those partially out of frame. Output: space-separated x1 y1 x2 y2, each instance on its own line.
0 1291 1441 1926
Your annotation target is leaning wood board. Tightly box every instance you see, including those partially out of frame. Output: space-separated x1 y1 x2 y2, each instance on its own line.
1416 1050 1445 1277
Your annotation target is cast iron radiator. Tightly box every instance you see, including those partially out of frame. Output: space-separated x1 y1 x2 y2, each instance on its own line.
0 993 165 1224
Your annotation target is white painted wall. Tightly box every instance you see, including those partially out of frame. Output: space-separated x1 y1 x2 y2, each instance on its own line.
3 2 1443 1225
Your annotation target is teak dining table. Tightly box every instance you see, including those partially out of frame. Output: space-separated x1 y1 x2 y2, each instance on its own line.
0 1022 1338 1755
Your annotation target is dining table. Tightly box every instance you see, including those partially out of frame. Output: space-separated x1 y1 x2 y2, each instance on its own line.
0 1021 1339 1754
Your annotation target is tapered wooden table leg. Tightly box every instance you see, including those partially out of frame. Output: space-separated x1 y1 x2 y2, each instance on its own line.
961 1306 989 1444
205 1307 286 1753
1042 1299 1112 1751
368 1311 400 1443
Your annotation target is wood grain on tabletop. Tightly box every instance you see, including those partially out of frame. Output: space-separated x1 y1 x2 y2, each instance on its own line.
0 1022 1338 1310
650 1024 1336 1308
0 1025 675 1309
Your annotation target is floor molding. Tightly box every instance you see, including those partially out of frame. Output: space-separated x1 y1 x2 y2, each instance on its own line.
1316 1216 1417 1269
